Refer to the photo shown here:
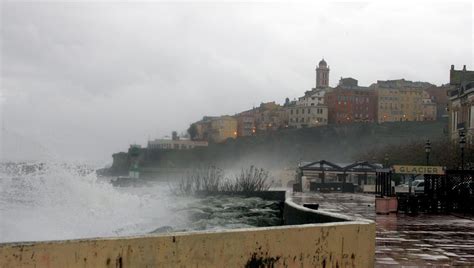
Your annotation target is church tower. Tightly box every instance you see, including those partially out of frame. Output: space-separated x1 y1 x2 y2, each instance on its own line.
316 58 330 88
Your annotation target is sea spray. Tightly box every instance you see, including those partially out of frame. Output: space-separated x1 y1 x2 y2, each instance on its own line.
0 162 283 243
0 161 188 242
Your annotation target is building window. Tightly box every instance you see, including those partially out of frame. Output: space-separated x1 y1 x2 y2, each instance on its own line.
453 111 458 131
470 105 474 128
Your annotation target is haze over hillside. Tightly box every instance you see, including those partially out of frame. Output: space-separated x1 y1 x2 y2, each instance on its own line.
108 120 448 175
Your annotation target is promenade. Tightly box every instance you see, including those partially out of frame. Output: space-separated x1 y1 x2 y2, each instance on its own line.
292 192 474 267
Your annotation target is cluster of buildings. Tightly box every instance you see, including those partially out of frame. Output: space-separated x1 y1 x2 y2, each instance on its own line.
144 59 471 149
184 59 450 144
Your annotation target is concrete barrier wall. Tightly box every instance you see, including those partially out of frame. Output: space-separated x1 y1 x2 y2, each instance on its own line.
284 199 355 225
0 199 375 268
194 190 286 201
0 222 374 268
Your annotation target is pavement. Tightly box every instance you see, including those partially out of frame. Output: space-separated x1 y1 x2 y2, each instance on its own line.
291 192 474 267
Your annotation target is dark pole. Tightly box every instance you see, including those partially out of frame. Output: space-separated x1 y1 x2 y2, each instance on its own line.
459 132 466 170
425 140 431 166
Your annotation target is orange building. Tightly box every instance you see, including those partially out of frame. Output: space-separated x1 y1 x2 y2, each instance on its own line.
325 86 377 124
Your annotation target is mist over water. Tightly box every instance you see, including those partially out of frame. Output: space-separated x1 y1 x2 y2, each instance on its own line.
0 125 286 242
0 162 190 243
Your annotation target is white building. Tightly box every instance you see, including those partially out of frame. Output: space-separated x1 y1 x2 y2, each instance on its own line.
296 88 327 107
449 81 474 142
287 104 328 128
147 139 208 150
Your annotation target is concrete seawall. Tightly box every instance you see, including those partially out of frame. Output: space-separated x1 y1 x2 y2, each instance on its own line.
284 198 354 225
0 199 375 267
195 190 287 201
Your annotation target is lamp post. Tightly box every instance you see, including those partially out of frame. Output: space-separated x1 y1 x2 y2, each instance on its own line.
459 132 466 170
425 140 431 166
384 153 389 168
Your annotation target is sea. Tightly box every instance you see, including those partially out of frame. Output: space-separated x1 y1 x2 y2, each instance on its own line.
0 162 281 243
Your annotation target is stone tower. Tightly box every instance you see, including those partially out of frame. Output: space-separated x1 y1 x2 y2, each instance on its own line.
316 58 330 88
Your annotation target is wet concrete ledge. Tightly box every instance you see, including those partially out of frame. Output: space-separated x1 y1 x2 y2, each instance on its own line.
194 190 286 202
284 198 356 225
0 196 375 268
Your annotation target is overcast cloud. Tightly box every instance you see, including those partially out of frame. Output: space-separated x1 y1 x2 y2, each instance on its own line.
0 1 472 164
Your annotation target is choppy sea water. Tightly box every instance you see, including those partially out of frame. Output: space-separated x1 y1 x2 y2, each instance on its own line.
0 162 280 243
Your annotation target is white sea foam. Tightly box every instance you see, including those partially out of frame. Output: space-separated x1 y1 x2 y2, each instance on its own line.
0 162 282 243
0 162 188 243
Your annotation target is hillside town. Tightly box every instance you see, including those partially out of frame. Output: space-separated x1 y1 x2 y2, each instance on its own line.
148 59 474 149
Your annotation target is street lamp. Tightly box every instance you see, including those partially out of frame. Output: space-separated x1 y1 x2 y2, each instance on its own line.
384 153 389 168
425 140 431 165
459 132 466 170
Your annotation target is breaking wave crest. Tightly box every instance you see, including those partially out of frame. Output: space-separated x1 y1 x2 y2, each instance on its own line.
0 161 184 243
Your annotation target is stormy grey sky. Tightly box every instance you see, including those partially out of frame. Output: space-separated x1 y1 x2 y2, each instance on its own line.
1 1 473 164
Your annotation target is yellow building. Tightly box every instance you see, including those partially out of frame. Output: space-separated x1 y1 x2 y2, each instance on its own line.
210 116 238 143
235 113 256 137
377 88 428 122
252 102 288 132
376 88 403 122
398 88 425 121
191 116 237 143
422 91 437 121
374 79 435 123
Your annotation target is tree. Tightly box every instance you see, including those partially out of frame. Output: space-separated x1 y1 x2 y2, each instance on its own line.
355 138 473 169
187 123 198 140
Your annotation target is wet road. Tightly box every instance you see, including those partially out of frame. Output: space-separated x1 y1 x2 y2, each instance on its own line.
292 192 474 267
